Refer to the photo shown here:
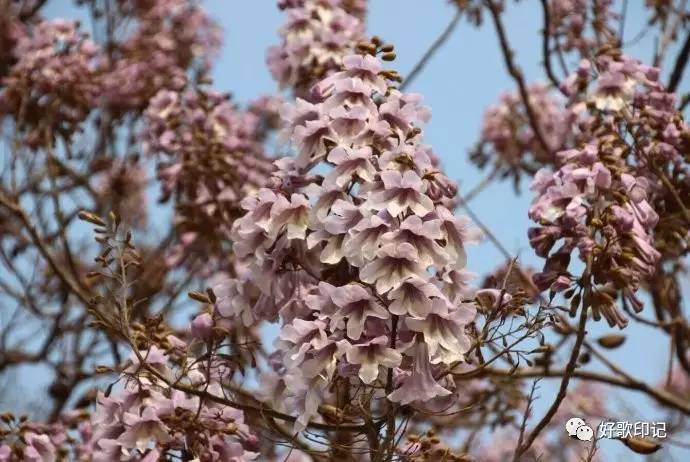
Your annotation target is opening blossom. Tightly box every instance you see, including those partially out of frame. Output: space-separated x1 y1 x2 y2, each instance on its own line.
267 0 367 97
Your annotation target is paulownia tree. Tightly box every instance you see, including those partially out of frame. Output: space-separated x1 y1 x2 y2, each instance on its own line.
0 0 690 460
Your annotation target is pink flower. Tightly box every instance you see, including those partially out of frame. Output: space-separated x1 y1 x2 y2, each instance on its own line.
143 88 274 272
1 20 99 146
327 283 389 340
366 170 435 217
100 0 221 112
23 433 56 462
388 276 444 318
191 312 214 340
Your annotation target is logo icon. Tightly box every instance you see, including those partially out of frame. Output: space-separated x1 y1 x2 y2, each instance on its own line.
565 417 594 442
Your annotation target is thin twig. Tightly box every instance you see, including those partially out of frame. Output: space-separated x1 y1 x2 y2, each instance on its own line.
400 9 462 91
474 366 690 415
0 190 91 306
539 0 565 93
18 0 47 20
618 0 628 43
514 379 541 458
667 29 690 92
514 305 588 458
485 0 552 157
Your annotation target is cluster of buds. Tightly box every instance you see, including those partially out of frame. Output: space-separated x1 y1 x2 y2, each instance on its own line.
528 50 690 327
529 142 660 327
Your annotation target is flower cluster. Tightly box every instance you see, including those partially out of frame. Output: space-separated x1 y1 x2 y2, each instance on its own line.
589 54 690 260
227 48 481 430
0 19 99 147
528 49 690 326
267 0 366 96
84 342 259 461
529 142 660 327
547 0 618 56
100 0 221 114
143 88 274 271
0 413 92 461
471 83 571 187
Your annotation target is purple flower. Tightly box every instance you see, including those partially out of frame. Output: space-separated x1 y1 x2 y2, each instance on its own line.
23 433 56 462
381 215 449 267
327 284 389 340
344 336 402 384
270 193 311 240
406 298 475 364
366 170 435 217
360 243 427 294
191 312 214 340
230 51 480 429
388 276 444 318
388 344 451 405
323 146 377 188
118 407 172 452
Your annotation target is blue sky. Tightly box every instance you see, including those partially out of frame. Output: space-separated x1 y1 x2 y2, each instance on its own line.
37 1 690 459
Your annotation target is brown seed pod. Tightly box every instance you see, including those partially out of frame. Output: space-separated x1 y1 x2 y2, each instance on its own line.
621 436 662 454
597 333 626 349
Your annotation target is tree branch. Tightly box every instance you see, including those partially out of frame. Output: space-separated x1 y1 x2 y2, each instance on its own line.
400 9 462 91
514 305 588 459
667 29 690 93
0 189 92 306
485 0 552 157
539 0 564 93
